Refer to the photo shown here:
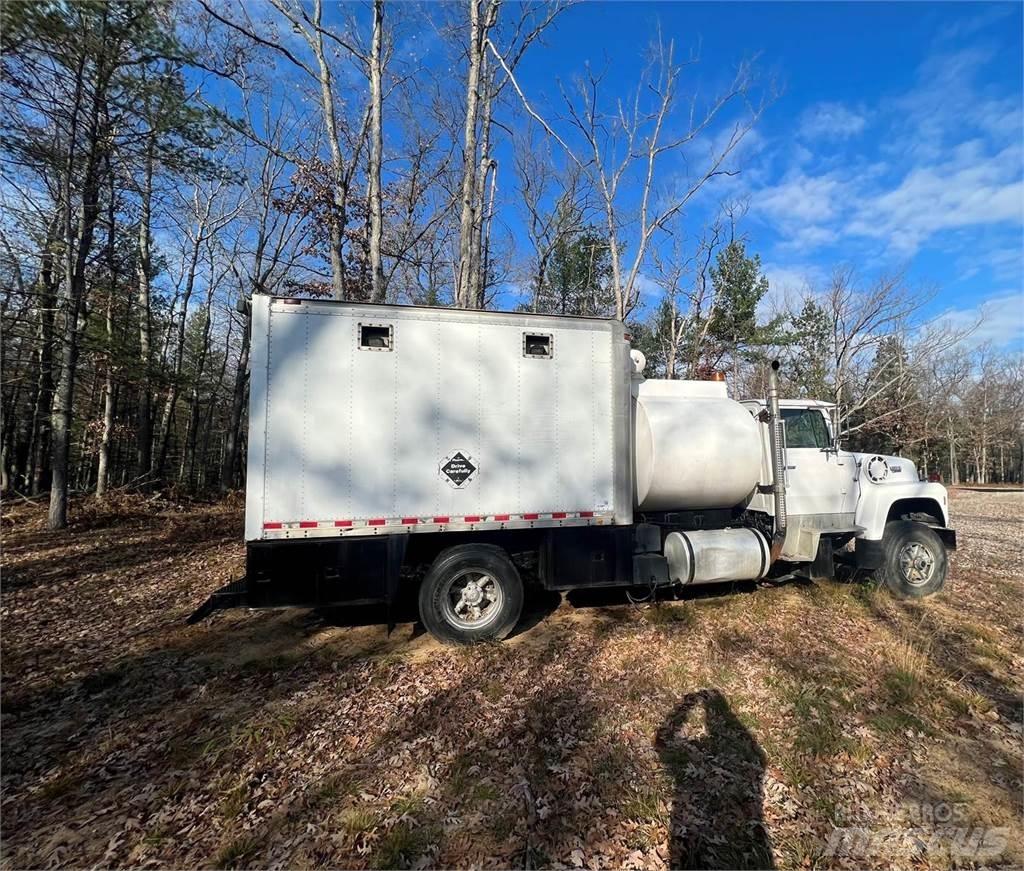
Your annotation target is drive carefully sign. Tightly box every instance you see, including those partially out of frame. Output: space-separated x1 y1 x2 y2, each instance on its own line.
440 452 477 488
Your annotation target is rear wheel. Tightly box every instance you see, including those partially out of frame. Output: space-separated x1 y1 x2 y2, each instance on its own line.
418 544 524 645
876 520 947 598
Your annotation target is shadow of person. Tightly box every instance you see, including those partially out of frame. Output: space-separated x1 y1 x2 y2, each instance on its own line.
656 689 775 870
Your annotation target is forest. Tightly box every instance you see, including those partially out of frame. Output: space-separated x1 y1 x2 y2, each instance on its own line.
2 0 1022 532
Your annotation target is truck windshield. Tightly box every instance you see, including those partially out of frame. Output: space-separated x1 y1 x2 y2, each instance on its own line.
782 408 831 449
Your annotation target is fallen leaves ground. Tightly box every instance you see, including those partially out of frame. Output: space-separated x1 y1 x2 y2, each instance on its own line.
1 488 1021 869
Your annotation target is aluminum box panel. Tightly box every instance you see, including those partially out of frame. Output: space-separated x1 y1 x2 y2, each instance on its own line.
244 297 630 540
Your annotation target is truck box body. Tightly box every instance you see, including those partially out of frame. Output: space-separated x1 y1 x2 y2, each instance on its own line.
244 296 633 542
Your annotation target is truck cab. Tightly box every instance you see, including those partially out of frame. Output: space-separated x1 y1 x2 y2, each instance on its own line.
742 397 956 596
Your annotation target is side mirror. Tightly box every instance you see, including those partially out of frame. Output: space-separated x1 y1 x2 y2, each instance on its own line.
830 405 847 450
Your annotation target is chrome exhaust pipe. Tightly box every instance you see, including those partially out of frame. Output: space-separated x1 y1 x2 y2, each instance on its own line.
766 360 788 562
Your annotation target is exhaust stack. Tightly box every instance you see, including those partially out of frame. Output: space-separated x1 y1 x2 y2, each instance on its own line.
766 359 788 561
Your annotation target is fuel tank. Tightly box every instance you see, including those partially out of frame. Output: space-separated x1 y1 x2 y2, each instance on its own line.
633 379 762 511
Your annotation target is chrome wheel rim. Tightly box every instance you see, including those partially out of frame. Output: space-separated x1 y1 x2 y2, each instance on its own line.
440 571 504 629
899 542 935 586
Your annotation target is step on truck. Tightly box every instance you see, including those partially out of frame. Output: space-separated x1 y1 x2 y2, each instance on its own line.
190 296 957 644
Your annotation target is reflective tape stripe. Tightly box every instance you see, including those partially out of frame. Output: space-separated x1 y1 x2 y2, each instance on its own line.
263 511 611 534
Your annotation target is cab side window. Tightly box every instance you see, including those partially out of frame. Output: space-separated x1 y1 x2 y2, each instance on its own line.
781 408 830 449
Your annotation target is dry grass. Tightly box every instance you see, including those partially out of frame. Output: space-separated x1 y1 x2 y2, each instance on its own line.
1 487 1021 869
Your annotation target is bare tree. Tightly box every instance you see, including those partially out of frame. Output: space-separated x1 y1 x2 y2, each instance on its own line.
493 34 765 321
513 131 589 311
368 0 386 302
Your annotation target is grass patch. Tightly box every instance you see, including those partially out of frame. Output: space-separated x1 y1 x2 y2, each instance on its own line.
213 834 262 869
868 708 931 736
36 771 80 801
311 770 363 807
644 602 696 627
390 792 427 818
219 780 249 818
229 708 299 753
370 821 439 870
787 685 857 759
594 743 631 778
621 784 665 824
625 825 659 851
714 627 753 654
447 760 500 806
883 669 923 706
480 678 506 702
340 805 379 835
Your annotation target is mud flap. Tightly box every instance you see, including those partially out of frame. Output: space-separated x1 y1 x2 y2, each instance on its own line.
810 537 834 582
187 577 249 624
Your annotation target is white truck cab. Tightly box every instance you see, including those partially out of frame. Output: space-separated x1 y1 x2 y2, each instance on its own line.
742 397 956 597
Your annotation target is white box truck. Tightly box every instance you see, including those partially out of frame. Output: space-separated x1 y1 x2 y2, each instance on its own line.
190 296 957 643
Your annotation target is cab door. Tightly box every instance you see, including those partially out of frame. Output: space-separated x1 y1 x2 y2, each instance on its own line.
780 407 858 519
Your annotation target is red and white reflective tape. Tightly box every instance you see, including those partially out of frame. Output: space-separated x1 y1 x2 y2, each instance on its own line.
263 510 611 533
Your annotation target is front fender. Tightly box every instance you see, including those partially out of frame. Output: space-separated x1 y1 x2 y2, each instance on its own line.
856 481 950 540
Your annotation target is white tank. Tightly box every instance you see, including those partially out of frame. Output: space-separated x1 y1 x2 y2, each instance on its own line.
633 379 762 511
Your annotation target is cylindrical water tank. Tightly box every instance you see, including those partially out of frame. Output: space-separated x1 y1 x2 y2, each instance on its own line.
633 379 762 511
664 528 769 585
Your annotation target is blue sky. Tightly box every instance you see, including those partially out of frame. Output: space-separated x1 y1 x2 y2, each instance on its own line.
496 1 1023 344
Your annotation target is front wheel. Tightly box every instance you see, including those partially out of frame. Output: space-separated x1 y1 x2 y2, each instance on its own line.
418 544 524 645
876 520 948 598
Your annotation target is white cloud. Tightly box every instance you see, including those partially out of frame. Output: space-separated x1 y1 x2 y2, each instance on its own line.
633 273 664 306
748 41 1024 263
845 143 1023 254
933 292 1024 348
758 262 826 319
756 171 845 224
798 102 868 140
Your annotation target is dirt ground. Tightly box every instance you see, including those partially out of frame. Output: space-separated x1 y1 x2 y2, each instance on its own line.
2 488 1022 869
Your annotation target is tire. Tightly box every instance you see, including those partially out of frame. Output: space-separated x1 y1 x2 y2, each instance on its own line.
418 544 524 645
876 520 948 598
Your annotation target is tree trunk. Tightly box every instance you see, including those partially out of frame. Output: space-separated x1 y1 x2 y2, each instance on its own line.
28 216 60 495
312 0 348 300
456 1 498 308
50 151 104 528
50 14 108 529
180 285 215 487
469 55 494 307
368 0 386 302
154 224 203 478
136 133 155 480
221 305 251 491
